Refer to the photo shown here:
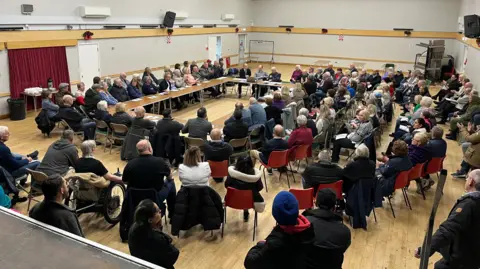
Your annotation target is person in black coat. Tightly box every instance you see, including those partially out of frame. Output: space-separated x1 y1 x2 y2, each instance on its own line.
244 191 316 269
250 125 289 167
303 189 351 269
342 145 376 193
93 100 112 132
264 98 283 125
367 71 381 90
204 129 233 183
302 150 343 196
223 109 249 142
238 63 252 98
422 126 448 190
110 79 130 102
128 199 179 269
225 156 265 221
111 103 133 129
132 106 155 133
142 67 159 85
155 109 184 139
377 140 413 196
29 174 84 237
58 95 96 140
415 169 480 269
159 73 183 110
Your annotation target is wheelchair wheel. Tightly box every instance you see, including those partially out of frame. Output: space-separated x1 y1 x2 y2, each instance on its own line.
103 182 125 224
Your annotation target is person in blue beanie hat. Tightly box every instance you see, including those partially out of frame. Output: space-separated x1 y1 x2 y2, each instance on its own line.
244 191 316 269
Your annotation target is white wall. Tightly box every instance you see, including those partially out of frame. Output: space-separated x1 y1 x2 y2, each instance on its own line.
251 0 459 31
248 33 456 70
0 50 10 115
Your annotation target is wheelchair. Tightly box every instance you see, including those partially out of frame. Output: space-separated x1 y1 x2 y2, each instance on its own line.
65 176 125 225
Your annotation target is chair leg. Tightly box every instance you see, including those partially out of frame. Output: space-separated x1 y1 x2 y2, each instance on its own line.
387 196 395 218
262 167 268 192
27 194 32 212
420 184 426 200
297 160 300 172
372 206 377 223
285 171 291 188
404 189 412 210
401 188 409 207
221 206 226 238
289 162 295 174
253 211 257 241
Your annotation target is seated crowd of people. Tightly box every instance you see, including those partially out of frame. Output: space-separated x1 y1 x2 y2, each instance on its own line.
4 62 480 269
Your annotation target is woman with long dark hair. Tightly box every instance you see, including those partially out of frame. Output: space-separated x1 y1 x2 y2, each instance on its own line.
128 199 179 269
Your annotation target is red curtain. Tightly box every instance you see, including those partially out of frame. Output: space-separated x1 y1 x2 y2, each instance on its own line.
8 46 70 109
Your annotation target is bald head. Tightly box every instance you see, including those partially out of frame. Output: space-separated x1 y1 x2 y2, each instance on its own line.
210 128 222 140
134 106 146 118
235 102 244 110
120 72 127 79
136 140 152 155
273 125 284 138
465 82 473 89
249 97 257 105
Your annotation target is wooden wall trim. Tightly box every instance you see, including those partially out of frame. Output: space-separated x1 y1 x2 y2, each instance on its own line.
456 33 480 51
69 54 239 86
0 42 5 51
250 27 457 39
0 93 10 98
249 52 415 64
0 28 242 43
6 39 77 50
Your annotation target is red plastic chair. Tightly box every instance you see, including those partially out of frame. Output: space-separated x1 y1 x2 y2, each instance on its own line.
208 160 229 179
315 180 344 200
422 157 445 179
259 150 293 191
289 144 310 173
408 162 427 200
289 188 314 210
222 187 257 241
387 170 411 218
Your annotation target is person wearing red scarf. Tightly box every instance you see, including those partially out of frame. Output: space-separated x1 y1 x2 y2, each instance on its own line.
244 191 316 269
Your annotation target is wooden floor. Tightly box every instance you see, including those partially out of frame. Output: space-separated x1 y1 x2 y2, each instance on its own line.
2 65 467 269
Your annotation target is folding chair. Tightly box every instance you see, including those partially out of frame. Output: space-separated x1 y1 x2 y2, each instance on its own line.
289 188 314 210
60 120 84 143
408 162 426 200
109 123 129 154
229 137 249 160
386 170 411 218
289 144 310 173
25 169 48 212
94 119 112 152
208 160 229 180
222 187 258 241
422 157 445 180
184 136 205 150
259 150 293 191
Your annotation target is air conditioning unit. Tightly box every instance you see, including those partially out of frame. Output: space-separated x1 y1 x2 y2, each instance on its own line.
79 6 111 19
221 14 235 21
176 12 189 20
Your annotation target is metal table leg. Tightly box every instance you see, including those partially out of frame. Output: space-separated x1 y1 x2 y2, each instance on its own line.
200 89 204 107
33 96 38 112
23 94 28 114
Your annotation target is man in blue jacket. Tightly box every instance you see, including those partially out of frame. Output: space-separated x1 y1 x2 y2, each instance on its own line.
422 126 447 191
249 97 267 126
0 126 40 180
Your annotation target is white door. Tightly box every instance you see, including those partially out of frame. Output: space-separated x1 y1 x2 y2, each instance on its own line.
238 34 246 64
208 36 217 62
78 43 100 87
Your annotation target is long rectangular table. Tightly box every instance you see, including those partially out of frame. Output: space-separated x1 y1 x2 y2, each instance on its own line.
108 77 233 114
0 207 164 269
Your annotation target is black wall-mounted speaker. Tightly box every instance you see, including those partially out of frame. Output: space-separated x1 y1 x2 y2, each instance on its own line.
163 11 176 28
464 15 480 38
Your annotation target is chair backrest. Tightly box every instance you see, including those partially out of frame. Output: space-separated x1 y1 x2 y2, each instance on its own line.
266 150 289 168
293 144 310 160
208 160 229 178
316 180 343 200
185 136 205 148
289 188 314 210
394 170 410 190
26 168 48 185
110 123 129 136
408 163 425 181
94 119 109 130
225 187 254 210
229 137 248 148
423 157 444 175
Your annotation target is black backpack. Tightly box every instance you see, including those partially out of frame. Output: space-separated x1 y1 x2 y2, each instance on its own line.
35 109 55 136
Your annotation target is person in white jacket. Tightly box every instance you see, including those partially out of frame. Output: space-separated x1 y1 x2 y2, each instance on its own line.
179 146 211 187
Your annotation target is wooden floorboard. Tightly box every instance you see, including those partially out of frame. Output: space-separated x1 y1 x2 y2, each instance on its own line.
1 64 465 269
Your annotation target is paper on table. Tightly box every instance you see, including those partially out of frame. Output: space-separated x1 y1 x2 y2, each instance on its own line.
217 77 227 80
171 89 179 92
335 133 348 140
203 81 210 83
131 98 142 101
148 96 158 99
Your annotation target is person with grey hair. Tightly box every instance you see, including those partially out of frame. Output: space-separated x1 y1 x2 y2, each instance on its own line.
302 150 343 196
331 109 372 163
341 144 376 193
420 126 448 191
97 82 118 106
94 100 112 131
249 97 267 126
110 78 130 102
132 106 155 133
299 108 318 137
55 82 72 107
58 95 96 140
415 169 480 269
288 115 314 148
37 130 78 177
119 72 129 89
75 140 122 183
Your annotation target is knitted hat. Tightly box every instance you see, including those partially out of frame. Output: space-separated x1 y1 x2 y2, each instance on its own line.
272 191 299 226
58 83 69 90
315 189 337 210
